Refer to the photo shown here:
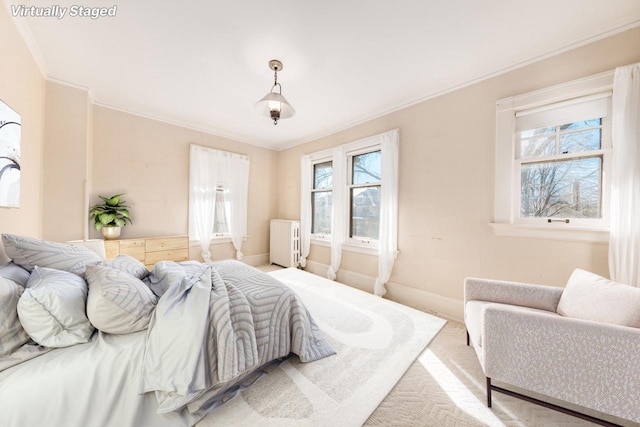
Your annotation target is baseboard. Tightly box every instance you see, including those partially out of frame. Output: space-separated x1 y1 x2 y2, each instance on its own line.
302 260 464 322
385 281 464 323
242 253 269 267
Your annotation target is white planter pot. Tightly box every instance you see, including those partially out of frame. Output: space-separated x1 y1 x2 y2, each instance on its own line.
102 226 122 240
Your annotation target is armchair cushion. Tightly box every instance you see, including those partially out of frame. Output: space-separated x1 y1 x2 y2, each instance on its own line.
557 269 640 328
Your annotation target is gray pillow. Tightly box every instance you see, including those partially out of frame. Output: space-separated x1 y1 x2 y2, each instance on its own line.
557 269 640 328
18 266 94 347
109 254 149 280
0 277 30 357
2 234 102 276
85 264 157 334
0 262 30 287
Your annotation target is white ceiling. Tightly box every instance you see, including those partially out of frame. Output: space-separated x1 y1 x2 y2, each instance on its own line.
6 0 640 150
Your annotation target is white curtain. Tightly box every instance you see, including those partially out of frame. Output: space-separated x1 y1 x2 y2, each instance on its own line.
374 129 399 296
225 154 250 260
328 146 346 280
189 145 218 262
299 155 312 267
189 144 250 262
609 63 640 286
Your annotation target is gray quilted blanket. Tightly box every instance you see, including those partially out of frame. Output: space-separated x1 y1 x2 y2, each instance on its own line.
140 260 335 414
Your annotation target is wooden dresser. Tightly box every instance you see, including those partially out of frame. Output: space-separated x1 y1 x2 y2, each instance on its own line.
104 235 189 269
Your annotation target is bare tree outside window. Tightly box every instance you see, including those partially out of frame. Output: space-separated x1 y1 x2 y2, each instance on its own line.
312 161 333 235
519 119 602 219
350 150 381 240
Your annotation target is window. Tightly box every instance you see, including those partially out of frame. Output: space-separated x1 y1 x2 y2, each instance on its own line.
494 71 613 242
188 144 250 252
213 186 229 236
518 119 605 222
349 150 381 242
309 148 383 247
307 138 393 250
311 160 332 236
189 184 231 241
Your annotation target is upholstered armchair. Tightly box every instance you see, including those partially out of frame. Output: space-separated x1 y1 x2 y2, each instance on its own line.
464 270 640 426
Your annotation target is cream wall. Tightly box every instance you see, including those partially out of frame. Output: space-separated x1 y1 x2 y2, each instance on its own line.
2 0 638 320
42 81 91 242
277 28 640 320
91 106 278 264
0 5 46 263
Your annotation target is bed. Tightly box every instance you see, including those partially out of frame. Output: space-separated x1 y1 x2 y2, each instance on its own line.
0 234 334 427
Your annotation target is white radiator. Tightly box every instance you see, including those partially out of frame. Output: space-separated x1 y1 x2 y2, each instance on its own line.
270 219 301 268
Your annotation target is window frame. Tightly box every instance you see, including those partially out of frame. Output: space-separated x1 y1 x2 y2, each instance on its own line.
493 70 614 243
212 185 231 238
308 138 384 253
514 116 611 228
347 147 382 246
188 184 232 243
310 157 333 241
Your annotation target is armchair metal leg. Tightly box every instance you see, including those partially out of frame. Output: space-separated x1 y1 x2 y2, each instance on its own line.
485 377 621 426
466 330 469 346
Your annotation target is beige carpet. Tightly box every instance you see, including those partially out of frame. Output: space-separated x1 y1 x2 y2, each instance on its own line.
365 317 635 427
197 268 446 426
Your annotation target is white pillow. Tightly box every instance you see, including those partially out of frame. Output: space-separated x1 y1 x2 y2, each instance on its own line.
557 269 640 328
0 277 30 356
85 265 157 334
18 267 94 347
2 234 102 276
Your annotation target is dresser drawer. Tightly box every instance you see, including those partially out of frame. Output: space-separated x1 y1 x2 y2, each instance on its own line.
104 235 189 269
119 240 145 261
145 248 189 265
146 236 187 252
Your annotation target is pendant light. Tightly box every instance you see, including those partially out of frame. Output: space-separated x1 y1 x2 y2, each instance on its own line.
254 59 295 125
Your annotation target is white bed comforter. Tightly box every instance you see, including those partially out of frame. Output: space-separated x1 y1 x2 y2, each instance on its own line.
0 261 334 427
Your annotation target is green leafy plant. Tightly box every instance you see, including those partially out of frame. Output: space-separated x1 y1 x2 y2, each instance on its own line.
89 193 132 231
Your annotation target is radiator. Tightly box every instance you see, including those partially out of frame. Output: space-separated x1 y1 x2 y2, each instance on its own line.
269 219 301 268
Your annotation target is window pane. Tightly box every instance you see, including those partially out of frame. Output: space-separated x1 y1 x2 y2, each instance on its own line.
314 161 333 189
520 135 556 158
560 128 601 154
352 151 381 185
312 191 332 234
560 118 601 131
520 157 602 219
520 126 555 138
351 186 380 240
213 189 229 234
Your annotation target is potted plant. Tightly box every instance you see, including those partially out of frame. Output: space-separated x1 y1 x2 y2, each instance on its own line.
89 193 132 240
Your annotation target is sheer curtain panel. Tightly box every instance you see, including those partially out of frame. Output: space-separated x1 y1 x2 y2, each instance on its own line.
189 144 250 262
328 146 346 280
374 129 399 296
609 63 640 286
225 154 250 260
299 155 312 267
189 145 218 262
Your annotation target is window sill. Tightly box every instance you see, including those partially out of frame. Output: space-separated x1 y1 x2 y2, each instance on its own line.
490 223 609 243
311 239 379 256
189 235 248 246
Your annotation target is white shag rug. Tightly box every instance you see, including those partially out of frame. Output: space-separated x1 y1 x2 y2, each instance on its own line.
197 268 446 427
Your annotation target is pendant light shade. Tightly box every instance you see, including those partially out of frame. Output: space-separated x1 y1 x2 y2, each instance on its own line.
255 60 295 125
